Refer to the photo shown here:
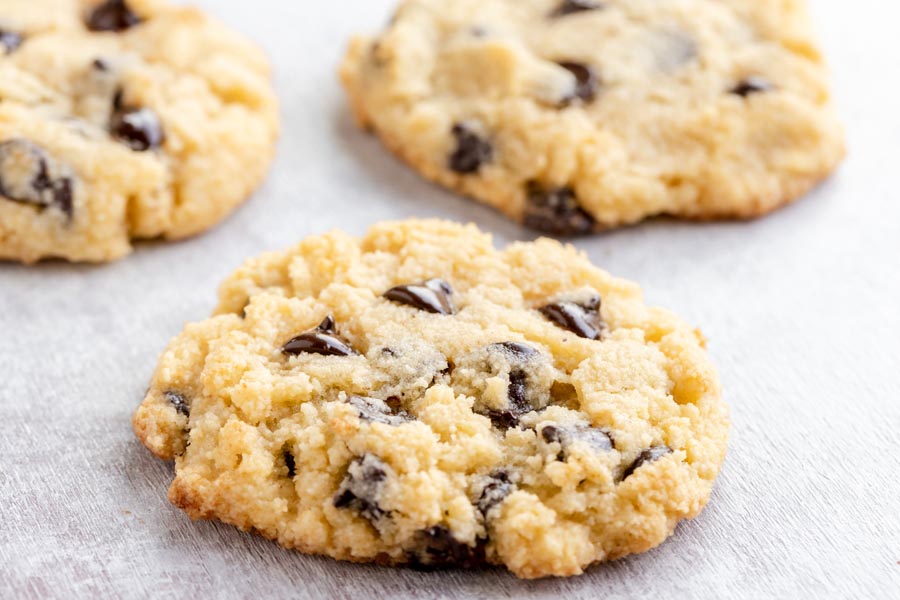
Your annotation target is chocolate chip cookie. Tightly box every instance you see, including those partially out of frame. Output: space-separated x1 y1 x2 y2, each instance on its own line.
0 0 278 263
340 0 844 235
133 219 729 578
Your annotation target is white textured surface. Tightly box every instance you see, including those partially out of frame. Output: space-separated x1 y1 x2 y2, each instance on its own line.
2 0 899 597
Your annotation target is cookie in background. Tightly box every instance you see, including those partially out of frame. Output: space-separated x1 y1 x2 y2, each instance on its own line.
0 0 279 263
341 0 844 235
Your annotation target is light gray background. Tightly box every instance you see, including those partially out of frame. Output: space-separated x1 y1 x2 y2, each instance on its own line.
2 0 898 598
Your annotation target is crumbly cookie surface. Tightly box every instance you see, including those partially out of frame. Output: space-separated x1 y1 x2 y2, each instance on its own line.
133 219 728 579
340 0 844 235
0 0 278 263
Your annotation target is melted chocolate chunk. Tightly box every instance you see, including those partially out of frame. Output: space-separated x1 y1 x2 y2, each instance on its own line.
409 526 484 570
348 395 413 426
550 0 604 18
558 62 599 105
282 316 359 357
621 445 672 480
284 450 296 479
0 140 74 218
449 122 493 174
541 423 613 460
86 0 142 32
164 391 189 417
523 182 595 236
111 106 164 151
0 30 23 54
539 295 604 340
384 279 456 315
730 76 774 97
333 454 389 523
477 470 515 516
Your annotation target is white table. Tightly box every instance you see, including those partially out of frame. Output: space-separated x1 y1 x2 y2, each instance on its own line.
2 1 898 598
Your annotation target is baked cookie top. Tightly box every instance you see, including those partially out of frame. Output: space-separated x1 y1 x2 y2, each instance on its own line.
0 0 278 263
340 0 844 235
133 219 729 578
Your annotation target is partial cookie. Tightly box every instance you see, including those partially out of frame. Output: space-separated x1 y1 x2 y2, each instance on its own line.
0 0 278 263
133 219 729 578
340 0 844 235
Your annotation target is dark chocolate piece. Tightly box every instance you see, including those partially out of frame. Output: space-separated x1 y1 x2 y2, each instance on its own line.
282 316 359 357
384 279 456 315
523 182 595 236
621 445 673 480
86 0 142 32
449 122 493 174
538 295 604 340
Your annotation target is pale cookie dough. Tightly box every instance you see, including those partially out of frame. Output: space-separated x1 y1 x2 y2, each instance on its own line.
340 0 845 235
0 0 279 263
133 219 729 578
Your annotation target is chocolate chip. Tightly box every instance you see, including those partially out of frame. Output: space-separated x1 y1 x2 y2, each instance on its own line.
0 140 74 218
540 424 563 445
111 106 164 151
348 395 413 426
621 445 672 480
164 391 189 417
409 526 484 570
523 182 595 236
578 427 614 452
550 0 604 18
477 470 515 516
730 76 774 97
484 397 535 430
483 411 518 430
282 316 359 357
333 454 389 523
489 342 539 361
539 295 604 340
0 30 23 54
384 279 456 315
86 0 142 32
558 62 599 105
284 450 296 479
507 370 529 413
540 423 613 460
384 396 404 413
449 122 492 174
483 342 541 429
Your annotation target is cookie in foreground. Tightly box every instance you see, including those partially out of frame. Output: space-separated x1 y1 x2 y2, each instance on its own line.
133 219 729 578
340 0 844 235
0 0 278 263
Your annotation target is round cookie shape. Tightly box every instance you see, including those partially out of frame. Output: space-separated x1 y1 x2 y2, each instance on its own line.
340 0 845 234
0 0 279 263
133 219 729 579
